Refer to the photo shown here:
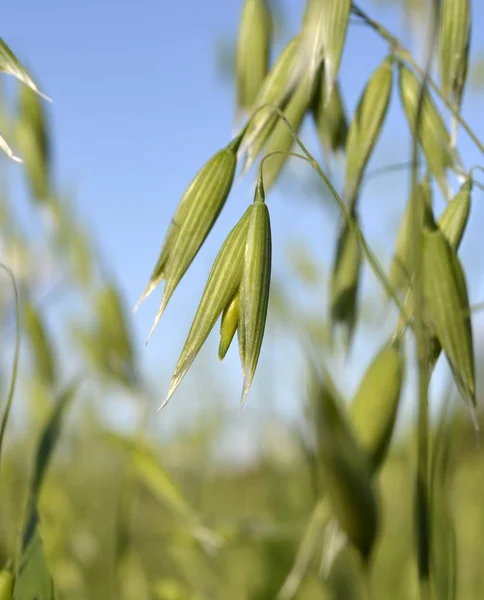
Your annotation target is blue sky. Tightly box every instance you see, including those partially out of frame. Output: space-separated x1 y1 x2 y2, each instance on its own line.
3 1 484 450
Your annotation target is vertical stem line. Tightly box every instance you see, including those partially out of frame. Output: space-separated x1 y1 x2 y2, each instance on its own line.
410 3 439 597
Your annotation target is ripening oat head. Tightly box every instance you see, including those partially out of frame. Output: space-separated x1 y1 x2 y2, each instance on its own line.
236 0 273 116
438 0 471 109
163 205 253 409
136 132 243 339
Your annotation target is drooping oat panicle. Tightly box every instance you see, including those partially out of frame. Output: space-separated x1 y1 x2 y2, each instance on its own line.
311 66 348 160
320 0 351 97
314 368 379 562
398 63 456 199
241 36 300 174
164 206 253 408
261 73 316 191
422 220 476 422
438 0 471 110
236 0 273 117
344 56 393 208
219 293 239 361
137 132 243 338
389 175 432 294
239 174 272 408
437 177 471 250
329 214 362 349
350 339 404 473
14 85 51 203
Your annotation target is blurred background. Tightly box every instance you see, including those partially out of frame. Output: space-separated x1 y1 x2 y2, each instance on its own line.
1 0 484 598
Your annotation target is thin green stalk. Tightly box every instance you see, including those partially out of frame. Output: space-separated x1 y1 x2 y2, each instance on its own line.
351 3 484 158
0 263 20 471
409 4 439 596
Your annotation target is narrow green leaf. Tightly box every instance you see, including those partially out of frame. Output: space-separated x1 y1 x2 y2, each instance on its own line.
13 529 54 600
14 381 78 600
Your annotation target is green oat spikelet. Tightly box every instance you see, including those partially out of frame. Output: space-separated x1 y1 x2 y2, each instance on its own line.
438 0 471 110
350 339 405 473
329 214 362 350
311 66 348 159
320 0 351 97
236 0 273 117
314 367 379 562
219 293 239 361
344 56 393 208
422 216 477 426
239 172 272 408
398 63 456 199
241 36 301 174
